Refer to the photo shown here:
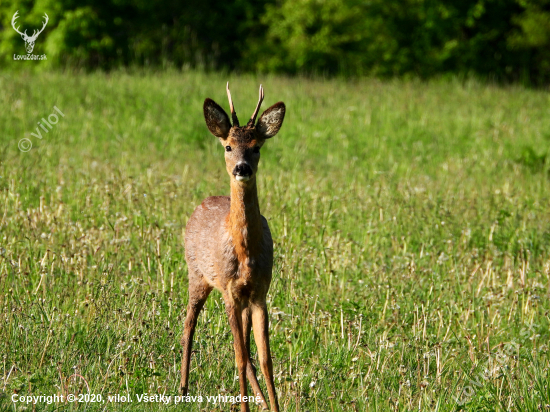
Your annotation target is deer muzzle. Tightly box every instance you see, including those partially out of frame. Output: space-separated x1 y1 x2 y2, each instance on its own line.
233 162 253 181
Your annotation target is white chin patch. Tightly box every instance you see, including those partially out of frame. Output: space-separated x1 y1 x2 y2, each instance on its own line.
235 175 251 182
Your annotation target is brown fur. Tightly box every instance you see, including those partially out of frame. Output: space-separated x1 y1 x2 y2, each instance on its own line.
180 88 285 412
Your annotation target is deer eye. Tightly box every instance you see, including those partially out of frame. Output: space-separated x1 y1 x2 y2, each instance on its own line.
253 146 260 153
225 146 232 152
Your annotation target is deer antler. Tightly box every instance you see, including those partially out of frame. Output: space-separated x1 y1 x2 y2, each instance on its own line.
28 13 48 41
226 82 240 127
249 84 264 127
11 11 27 38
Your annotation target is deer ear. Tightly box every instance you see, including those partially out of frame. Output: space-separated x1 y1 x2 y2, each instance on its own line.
256 102 285 139
204 98 231 140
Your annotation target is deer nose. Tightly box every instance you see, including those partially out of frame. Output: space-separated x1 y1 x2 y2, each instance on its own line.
233 162 253 180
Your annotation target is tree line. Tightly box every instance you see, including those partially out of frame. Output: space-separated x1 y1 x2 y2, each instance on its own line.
1 0 549 84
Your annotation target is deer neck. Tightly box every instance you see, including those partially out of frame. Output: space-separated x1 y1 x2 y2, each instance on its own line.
229 178 263 263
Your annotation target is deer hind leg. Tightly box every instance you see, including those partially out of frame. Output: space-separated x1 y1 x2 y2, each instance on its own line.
224 297 250 412
252 303 280 412
180 275 212 395
242 306 269 410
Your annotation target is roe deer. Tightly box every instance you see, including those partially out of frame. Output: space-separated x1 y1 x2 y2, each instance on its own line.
180 84 285 412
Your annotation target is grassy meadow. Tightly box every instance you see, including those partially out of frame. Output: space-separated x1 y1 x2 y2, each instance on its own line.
0 71 549 411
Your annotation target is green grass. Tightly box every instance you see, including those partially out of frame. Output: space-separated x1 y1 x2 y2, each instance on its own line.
0 70 549 411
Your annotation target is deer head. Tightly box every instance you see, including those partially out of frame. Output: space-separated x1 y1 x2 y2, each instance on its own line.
203 84 286 183
12 11 49 54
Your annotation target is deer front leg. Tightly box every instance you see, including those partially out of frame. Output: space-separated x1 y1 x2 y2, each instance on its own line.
242 306 269 410
180 278 211 394
251 302 279 412
225 298 250 412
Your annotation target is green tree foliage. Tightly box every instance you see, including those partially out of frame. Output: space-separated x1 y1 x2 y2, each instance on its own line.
0 0 549 83
508 0 550 82
251 0 543 81
0 0 269 69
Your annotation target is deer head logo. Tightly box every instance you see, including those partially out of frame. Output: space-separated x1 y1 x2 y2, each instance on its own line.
11 11 49 54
